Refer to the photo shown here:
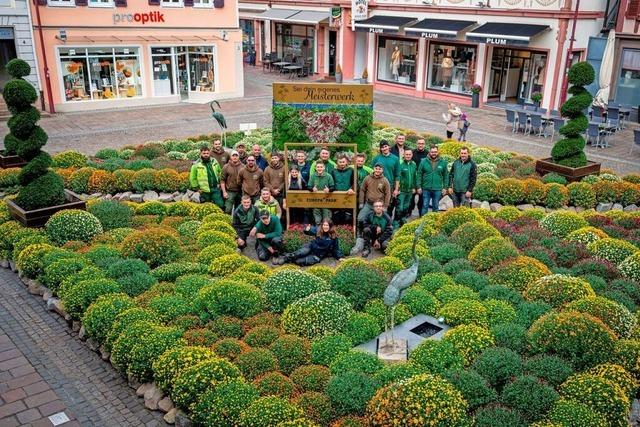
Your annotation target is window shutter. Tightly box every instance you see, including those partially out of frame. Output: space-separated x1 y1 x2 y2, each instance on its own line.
37 0 47 5
627 0 640 17
75 0 88 5
213 0 223 7
148 0 160 5
184 0 193 6
115 0 127 6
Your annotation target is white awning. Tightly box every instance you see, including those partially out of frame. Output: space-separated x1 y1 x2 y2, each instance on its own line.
256 8 329 24
257 8 299 21
238 3 267 19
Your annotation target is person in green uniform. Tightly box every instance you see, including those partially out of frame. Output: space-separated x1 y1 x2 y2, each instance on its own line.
310 148 336 176
396 148 417 227
355 153 373 189
307 161 335 225
189 146 223 208
362 201 393 258
233 195 259 251
250 210 284 262
448 146 477 208
372 140 400 218
331 154 355 225
417 145 449 215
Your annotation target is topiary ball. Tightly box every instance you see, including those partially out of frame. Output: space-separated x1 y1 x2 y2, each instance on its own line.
442 324 495 366
501 375 559 423
547 399 608 427
15 171 65 211
566 296 636 339
330 263 387 310
468 237 518 271
121 228 183 267
262 270 329 313
366 373 468 426
239 396 304 427
409 339 464 375
540 211 589 238
524 274 595 308
191 378 259 427
559 373 629 426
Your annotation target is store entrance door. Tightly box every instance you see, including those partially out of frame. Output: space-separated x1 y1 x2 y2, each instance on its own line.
488 48 547 104
176 51 188 101
328 30 337 76
0 38 17 92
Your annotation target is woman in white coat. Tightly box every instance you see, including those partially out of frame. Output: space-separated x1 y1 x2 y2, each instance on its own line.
443 103 462 139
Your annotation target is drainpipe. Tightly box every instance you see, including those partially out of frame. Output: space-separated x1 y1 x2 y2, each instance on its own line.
559 0 580 106
32 0 55 113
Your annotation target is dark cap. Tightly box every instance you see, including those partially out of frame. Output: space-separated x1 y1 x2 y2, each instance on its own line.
259 210 270 218
379 140 390 148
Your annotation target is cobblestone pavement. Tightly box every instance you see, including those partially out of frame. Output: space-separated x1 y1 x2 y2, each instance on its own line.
0 268 165 427
1 65 638 175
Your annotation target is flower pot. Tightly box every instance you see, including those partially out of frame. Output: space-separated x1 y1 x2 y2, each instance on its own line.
360 78 367 84
0 152 27 169
534 101 541 111
5 189 86 227
471 92 480 108
535 158 601 182
335 73 343 84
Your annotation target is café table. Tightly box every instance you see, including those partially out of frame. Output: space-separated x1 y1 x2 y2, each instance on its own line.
271 61 290 74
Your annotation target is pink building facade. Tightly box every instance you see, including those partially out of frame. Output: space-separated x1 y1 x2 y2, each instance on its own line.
30 0 243 112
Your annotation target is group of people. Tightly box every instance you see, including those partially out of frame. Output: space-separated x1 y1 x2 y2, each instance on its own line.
189 134 477 264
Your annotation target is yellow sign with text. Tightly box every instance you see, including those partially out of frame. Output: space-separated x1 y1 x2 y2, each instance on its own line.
286 191 356 209
273 83 373 105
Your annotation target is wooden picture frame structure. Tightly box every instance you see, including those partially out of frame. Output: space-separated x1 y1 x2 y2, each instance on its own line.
283 142 358 235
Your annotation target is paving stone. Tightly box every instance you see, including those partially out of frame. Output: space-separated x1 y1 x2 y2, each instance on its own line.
16 407 41 423
0 387 26 403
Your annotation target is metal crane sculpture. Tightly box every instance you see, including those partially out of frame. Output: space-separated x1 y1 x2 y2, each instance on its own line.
210 100 228 146
382 222 425 348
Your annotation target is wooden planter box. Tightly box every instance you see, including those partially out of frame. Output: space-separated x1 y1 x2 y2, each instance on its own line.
0 152 27 169
5 190 86 227
535 158 601 182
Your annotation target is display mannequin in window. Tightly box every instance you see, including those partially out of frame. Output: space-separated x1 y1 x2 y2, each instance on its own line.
441 50 454 89
390 46 402 81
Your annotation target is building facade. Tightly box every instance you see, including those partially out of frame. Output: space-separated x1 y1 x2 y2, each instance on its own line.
0 0 39 91
241 0 606 110
29 0 243 112
611 0 640 109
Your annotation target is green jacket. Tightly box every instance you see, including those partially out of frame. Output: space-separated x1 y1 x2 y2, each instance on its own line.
357 165 373 188
398 160 417 193
332 167 354 191
232 205 259 234
308 173 334 191
449 157 478 193
372 153 399 187
254 197 282 218
255 215 283 240
310 159 336 176
417 156 449 191
189 158 222 193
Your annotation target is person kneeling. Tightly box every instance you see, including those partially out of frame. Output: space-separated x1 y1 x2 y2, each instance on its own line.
362 201 393 258
250 210 284 262
275 218 342 266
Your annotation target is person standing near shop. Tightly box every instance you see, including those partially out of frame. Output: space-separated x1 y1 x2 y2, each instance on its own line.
396 148 417 228
189 146 224 208
252 144 269 171
361 201 394 258
417 145 448 215
238 155 263 203
249 210 284 262
410 138 428 216
448 146 477 208
263 152 286 208
233 195 259 251
220 150 244 214
390 134 407 159
443 103 462 139
372 140 400 218
211 139 230 166
307 162 335 225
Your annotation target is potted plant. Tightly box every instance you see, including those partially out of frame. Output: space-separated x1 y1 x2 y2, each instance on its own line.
360 68 368 84
531 91 543 110
335 64 343 84
535 61 600 181
3 59 85 227
470 84 481 108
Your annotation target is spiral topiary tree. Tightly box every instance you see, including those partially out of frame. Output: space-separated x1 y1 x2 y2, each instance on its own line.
550 61 595 168
3 59 65 210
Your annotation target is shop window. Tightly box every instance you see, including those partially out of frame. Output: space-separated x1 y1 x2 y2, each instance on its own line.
615 48 640 106
188 46 215 92
488 49 546 104
151 47 175 96
428 43 477 94
58 47 142 102
88 0 113 7
193 0 212 7
161 0 183 7
275 23 314 71
376 37 417 86
47 0 75 6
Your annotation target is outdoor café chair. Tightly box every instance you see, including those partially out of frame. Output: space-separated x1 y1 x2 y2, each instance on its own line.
529 113 545 137
586 122 607 148
516 111 529 134
505 110 517 132
549 117 565 140
631 129 640 155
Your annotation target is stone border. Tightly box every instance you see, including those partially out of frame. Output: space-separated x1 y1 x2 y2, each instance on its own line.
0 261 194 427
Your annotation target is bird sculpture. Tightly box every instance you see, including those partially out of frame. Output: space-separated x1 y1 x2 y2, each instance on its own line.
382 222 424 348
210 100 228 146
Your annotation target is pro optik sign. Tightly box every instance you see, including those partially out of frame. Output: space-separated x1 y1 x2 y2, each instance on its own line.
113 11 165 25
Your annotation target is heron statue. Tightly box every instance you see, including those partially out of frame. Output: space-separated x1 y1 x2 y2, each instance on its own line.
382 222 425 349
210 100 228 147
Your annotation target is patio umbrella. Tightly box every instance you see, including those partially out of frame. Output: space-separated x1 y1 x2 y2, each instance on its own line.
593 30 616 108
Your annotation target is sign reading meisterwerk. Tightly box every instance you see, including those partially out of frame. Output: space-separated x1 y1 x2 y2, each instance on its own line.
273 83 373 106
